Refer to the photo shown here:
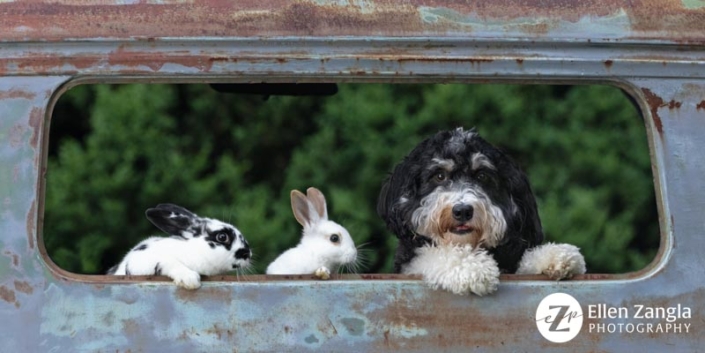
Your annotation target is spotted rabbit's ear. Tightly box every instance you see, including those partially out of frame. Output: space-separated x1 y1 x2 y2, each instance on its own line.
145 204 199 237
305 187 328 221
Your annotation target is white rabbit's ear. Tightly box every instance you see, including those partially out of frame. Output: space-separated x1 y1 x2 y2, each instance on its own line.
291 190 314 227
305 187 328 221
146 204 197 235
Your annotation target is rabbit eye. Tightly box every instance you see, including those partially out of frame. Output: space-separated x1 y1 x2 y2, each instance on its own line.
329 234 340 243
215 232 230 243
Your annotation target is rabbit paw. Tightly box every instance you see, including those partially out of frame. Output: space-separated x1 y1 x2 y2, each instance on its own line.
314 266 331 280
516 243 586 280
403 244 500 296
172 269 202 290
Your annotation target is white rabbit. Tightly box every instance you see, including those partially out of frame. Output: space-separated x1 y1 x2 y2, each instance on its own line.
108 203 252 290
266 187 357 279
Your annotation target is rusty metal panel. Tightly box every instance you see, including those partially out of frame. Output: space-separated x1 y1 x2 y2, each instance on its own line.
0 0 704 42
0 0 703 352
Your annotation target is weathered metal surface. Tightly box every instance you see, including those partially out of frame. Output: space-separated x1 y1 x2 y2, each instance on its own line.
0 0 703 352
0 0 704 42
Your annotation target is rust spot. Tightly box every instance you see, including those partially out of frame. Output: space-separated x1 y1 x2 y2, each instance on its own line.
28 107 43 149
642 88 664 135
517 22 550 35
121 318 140 337
0 286 17 307
3 251 19 267
13 281 33 295
367 286 533 350
205 323 233 340
697 100 705 110
108 46 164 72
0 90 36 100
175 285 231 302
395 57 493 65
468 58 493 64
575 273 613 280
9 124 24 149
26 200 36 249
359 273 414 280
667 100 682 109
177 329 195 341
282 3 318 34
604 60 613 69
515 58 524 65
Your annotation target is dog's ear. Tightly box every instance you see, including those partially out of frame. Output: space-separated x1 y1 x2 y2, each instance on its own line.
505 164 544 247
377 157 420 240
376 179 392 221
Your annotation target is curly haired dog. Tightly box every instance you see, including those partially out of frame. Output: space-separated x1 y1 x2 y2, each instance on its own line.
377 128 585 295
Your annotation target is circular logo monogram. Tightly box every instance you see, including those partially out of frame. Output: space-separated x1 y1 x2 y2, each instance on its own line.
535 292 583 343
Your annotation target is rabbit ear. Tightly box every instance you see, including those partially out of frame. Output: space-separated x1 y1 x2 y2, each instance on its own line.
291 190 314 227
305 187 328 221
146 204 197 235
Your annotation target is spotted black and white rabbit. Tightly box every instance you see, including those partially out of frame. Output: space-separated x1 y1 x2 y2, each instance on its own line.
266 187 358 279
108 203 252 289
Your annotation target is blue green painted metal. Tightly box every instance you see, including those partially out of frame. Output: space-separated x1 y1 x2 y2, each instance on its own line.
0 1 704 351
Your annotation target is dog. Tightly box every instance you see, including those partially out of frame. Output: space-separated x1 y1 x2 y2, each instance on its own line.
377 127 585 295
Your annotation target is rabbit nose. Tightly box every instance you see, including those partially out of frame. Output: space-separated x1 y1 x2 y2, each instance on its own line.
235 247 251 260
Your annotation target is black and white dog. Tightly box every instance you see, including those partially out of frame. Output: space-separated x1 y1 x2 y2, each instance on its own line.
377 128 585 295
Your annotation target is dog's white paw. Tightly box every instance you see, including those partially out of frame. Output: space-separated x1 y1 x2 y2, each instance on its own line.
516 242 586 280
403 244 500 296
314 266 331 280
172 269 202 290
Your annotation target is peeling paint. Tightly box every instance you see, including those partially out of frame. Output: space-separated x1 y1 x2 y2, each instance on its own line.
13 280 33 295
642 88 665 135
0 285 16 304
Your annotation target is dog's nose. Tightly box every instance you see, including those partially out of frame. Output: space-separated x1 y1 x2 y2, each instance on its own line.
235 247 251 260
451 204 474 222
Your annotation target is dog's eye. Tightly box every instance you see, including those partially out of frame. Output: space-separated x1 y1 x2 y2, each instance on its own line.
433 171 448 182
215 232 230 243
476 171 490 182
329 234 340 243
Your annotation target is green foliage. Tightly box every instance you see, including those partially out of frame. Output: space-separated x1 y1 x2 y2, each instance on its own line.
44 83 657 275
